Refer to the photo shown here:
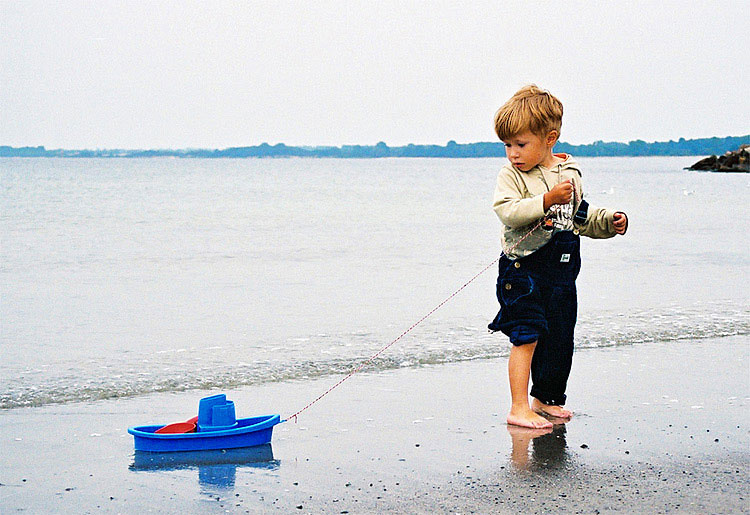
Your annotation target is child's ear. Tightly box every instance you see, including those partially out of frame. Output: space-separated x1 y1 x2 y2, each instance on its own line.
546 130 559 147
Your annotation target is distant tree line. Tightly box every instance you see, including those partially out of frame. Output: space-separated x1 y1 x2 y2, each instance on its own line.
1 135 747 159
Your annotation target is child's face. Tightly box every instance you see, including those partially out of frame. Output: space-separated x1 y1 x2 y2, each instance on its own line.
502 130 554 172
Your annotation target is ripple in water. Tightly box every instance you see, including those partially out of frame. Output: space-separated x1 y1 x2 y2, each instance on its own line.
2 301 747 409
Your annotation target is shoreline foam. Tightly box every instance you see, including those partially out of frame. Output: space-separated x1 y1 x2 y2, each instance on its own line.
3 302 748 409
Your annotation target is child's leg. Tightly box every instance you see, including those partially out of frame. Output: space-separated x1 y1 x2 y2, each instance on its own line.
530 337 573 418
530 285 577 418
507 342 553 429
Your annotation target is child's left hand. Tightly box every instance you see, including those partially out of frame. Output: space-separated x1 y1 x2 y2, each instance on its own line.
613 212 628 235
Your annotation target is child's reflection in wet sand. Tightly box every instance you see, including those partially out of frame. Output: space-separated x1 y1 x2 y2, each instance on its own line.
507 421 569 471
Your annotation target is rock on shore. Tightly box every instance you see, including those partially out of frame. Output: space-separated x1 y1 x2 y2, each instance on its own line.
687 145 749 172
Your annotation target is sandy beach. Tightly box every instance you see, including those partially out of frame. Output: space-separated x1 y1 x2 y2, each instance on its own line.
1 334 747 513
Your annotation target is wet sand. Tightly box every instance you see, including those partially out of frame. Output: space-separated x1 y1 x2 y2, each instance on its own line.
1 335 748 513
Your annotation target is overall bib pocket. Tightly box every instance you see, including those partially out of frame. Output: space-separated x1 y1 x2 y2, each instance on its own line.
553 240 576 264
551 235 581 280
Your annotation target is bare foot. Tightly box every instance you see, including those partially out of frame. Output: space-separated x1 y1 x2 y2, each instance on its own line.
507 407 553 429
532 398 572 419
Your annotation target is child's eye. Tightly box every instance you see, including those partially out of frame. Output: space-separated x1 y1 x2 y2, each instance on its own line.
504 143 511 148
518 144 526 148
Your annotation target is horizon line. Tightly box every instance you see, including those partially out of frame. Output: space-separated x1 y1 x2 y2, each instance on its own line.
3 133 749 152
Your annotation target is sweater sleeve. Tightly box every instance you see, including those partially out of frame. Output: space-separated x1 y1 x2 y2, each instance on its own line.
577 203 618 238
492 168 546 229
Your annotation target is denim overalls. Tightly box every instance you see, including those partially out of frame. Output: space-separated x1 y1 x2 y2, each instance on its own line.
489 230 581 406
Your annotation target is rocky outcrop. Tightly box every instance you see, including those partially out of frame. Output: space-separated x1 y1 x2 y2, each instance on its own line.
687 145 750 172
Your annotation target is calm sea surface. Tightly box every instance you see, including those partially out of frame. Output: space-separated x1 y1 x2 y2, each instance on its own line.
1 157 748 408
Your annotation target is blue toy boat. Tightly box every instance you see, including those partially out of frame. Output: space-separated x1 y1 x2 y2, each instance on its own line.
128 394 282 452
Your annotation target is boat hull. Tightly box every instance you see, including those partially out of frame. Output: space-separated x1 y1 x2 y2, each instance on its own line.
128 414 281 452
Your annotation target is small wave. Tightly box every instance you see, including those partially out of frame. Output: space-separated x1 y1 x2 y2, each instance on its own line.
2 305 748 410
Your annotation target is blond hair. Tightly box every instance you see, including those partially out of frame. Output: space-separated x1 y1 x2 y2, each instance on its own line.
494 85 563 141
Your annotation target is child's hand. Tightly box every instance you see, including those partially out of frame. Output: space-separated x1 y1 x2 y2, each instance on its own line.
543 180 573 211
613 212 628 234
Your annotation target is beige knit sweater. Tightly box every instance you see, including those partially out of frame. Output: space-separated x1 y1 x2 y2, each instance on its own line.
492 154 618 259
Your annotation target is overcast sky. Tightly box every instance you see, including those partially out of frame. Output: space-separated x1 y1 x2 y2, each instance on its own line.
1 1 747 149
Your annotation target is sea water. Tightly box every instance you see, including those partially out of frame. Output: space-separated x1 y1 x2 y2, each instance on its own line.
1 156 748 408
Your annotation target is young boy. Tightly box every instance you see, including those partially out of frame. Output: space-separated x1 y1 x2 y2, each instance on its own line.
489 85 628 429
